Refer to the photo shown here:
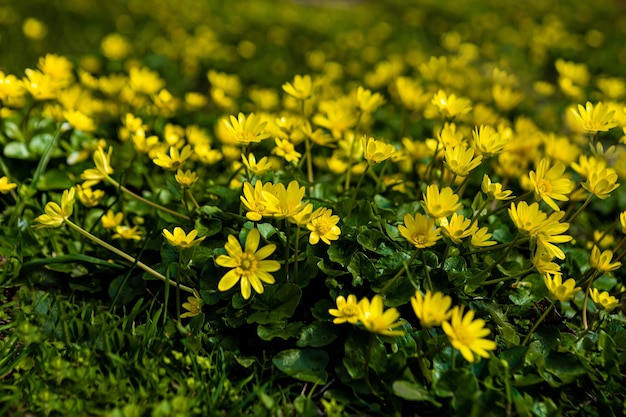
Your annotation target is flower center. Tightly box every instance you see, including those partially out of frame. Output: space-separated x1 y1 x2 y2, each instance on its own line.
454 326 474 345
537 179 552 195
412 233 426 245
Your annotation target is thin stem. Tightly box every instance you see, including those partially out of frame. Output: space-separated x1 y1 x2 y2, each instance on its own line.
65 219 194 293
107 177 191 221
363 334 378 396
421 250 433 291
567 193 593 223
176 255 182 323
380 249 420 294
304 135 314 186
522 301 555 346
185 188 200 209
470 233 522 282
346 165 369 219
482 267 533 285
294 225 300 282
582 283 593 331
344 115 362 191
284 219 290 282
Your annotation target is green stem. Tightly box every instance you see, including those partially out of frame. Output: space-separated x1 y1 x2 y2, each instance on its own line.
363 333 378 396
294 225 300 282
522 301 555 346
421 250 433 291
186 188 200 210
346 165 369 219
469 234 521 282
284 219 290 282
65 219 194 293
176 255 182 323
464 237 529 256
107 177 191 221
344 114 362 191
32 123 64 188
567 193 593 223
304 135 314 186
482 267 533 285
380 249 420 294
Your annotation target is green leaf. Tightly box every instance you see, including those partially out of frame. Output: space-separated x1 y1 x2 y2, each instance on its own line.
342 332 387 379
36 168 74 190
247 284 301 324
347 252 376 286
272 349 329 384
296 322 340 347
194 217 222 238
392 380 441 406
257 321 303 341
327 239 357 267
544 352 586 384
3 141 31 159
357 229 394 255
443 256 466 272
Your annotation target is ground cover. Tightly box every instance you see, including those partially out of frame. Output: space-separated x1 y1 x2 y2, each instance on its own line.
1 0 626 415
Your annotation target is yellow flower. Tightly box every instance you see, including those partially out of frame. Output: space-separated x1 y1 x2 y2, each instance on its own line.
23 69 57 101
543 273 581 302
181 292 204 318
63 110 96 133
431 89 472 119
112 225 142 241
411 290 453 328
421 184 462 219
620 210 626 233
215 228 280 300
0 176 17 194
357 295 404 337
272 138 301 163
589 288 620 312
152 145 193 171
282 74 313 100
328 294 360 324
535 214 572 260
35 188 75 228
582 167 619 199
569 101 618 133
262 180 306 220
492 84 524 111
223 112 270 145
589 245 621 272
163 227 205 249
128 66 165 95
356 86 385 114
470 226 497 248
527 158 574 211
444 145 482 177
441 213 478 244
242 153 273 176
81 145 114 187
175 169 199 188
472 125 509 157
101 210 124 229
508 201 548 235
23 17 47 40
508 202 572 259
398 213 441 249
481 175 514 200
101 33 131 60
307 208 341 245
442 306 497 363
76 184 105 207
362 136 396 166
240 181 274 221
531 248 561 275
